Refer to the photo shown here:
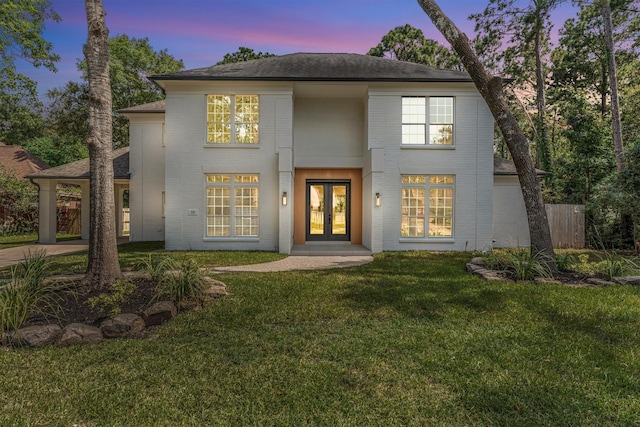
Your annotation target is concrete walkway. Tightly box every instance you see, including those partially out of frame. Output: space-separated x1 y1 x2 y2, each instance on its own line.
0 240 373 272
0 240 89 269
211 255 373 273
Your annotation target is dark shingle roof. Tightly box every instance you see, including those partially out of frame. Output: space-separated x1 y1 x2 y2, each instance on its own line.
27 147 130 180
150 53 473 83
118 100 165 114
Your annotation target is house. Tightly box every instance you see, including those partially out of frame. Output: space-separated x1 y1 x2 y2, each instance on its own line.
30 53 534 253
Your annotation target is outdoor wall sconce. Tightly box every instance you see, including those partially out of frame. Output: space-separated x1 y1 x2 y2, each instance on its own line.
375 192 381 207
282 191 288 206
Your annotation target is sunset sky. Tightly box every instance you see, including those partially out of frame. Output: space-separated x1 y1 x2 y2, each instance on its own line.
18 0 578 98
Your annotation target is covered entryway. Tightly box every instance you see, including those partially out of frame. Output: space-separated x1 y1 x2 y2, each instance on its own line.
293 169 365 254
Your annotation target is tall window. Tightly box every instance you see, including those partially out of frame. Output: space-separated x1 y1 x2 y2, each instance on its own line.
401 175 454 238
402 96 453 145
206 174 259 237
206 95 259 144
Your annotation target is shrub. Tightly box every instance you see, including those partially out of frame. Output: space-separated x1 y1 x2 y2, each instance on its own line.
0 165 39 234
87 280 136 317
153 259 207 308
599 251 640 280
555 252 577 272
482 249 552 281
136 254 173 283
0 250 62 343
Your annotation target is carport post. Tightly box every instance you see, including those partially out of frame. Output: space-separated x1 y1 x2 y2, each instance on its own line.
35 179 57 244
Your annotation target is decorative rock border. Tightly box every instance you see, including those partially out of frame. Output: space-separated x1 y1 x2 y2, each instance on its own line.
4 276 228 348
467 257 640 287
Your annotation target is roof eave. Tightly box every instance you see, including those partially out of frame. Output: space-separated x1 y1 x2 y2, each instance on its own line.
150 76 474 83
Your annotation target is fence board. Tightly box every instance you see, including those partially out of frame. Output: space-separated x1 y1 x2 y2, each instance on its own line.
545 204 585 249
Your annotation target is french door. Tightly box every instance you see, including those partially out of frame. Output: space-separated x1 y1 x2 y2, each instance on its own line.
306 181 350 241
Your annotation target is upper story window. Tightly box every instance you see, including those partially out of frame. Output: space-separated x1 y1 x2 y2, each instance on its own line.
206 95 259 144
402 96 454 145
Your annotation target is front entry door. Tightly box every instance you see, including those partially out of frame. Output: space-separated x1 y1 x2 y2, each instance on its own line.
306 181 350 241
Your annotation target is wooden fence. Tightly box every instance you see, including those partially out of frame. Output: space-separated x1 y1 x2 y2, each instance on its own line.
546 204 585 249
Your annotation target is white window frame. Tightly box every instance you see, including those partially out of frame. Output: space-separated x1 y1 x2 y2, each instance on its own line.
401 175 454 239
205 174 259 238
401 96 454 146
206 95 259 145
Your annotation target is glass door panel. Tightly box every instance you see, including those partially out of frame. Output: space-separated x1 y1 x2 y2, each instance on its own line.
309 184 324 235
306 181 350 241
331 185 347 235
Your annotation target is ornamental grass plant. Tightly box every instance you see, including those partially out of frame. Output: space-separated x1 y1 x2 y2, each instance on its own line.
0 250 63 342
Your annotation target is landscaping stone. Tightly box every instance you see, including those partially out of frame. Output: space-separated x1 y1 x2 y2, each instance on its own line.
586 277 616 286
468 265 504 281
204 277 228 297
11 324 62 347
613 276 640 286
57 323 104 347
470 257 485 266
534 277 562 285
142 301 177 326
466 263 485 273
100 313 146 338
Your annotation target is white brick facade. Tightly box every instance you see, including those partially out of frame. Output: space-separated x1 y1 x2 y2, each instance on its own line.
126 75 500 253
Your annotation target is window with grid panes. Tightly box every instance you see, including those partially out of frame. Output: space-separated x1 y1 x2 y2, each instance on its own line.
401 96 453 145
206 95 259 144
206 174 259 237
401 175 454 238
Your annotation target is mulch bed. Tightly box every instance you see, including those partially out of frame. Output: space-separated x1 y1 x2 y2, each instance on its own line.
25 277 158 331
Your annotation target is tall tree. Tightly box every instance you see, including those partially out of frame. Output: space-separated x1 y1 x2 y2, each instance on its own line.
0 67 45 144
216 46 275 65
470 0 564 179
416 0 556 270
0 0 59 145
49 36 184 149
367 24 462 70
601 0 624 173
0 0 59 71
551 0 638 246
82 0 123 289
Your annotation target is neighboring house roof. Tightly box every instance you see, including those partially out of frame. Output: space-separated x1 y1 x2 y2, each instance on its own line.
150 52 474 84
118 100 166 114
27 147 130 180
494 157 548 176
0 142 50 179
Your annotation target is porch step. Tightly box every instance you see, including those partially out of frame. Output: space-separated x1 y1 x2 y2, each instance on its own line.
290 244 371 256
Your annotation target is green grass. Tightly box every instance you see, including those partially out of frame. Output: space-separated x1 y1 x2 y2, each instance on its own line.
2 251 640 425
0 241 286 278
0 233 81 249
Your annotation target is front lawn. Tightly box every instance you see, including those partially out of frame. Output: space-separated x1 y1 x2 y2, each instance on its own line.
2 251 640 426
0 241 287 278
0 233 80 249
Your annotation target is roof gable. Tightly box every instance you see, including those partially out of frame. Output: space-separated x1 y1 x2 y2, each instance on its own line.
150 53 473 84
27 147 130 180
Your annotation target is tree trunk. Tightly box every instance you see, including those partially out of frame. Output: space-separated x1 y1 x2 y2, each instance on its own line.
82 0 123 289
601 0 633 246
601 0 624 173
534 12 552 181
416 0 557 270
